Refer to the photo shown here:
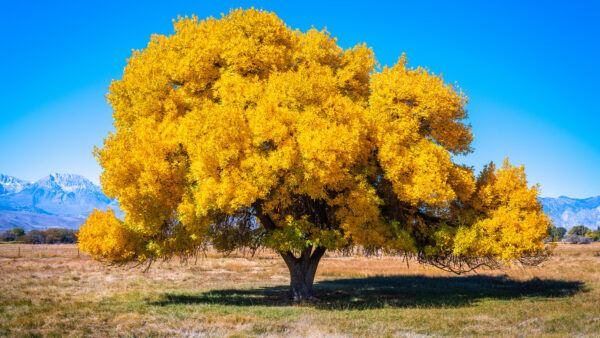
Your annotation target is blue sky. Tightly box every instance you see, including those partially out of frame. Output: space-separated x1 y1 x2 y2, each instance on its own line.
0 1 598 198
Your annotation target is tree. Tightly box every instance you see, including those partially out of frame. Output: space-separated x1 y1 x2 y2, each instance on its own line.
585 228 599 241
568 225 590 237
1 228 26 242
44 228 77 244
24 230 46 244
548 225 567 241
593 227 600 241
78 9 552 301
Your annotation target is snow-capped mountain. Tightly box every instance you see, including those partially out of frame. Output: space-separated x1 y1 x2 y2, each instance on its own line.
5 173 114 217
0 174 31 195
0 173 121 231
540 196 600 231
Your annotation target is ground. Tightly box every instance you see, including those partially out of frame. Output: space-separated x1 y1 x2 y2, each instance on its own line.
0 243 599 337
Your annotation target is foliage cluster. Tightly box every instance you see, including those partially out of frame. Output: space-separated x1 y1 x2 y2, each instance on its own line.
592 227 600 240
568 225 591 237
548 225 567 241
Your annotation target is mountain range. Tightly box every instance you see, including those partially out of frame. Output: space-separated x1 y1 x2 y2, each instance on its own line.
540 196 600 230
0 173 598 232
0 173 121 232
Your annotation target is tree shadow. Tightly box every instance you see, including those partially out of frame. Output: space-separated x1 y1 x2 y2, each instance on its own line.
151 274 585 310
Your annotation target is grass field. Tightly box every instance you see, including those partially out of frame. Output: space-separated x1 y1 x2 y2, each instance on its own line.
1 243 599 337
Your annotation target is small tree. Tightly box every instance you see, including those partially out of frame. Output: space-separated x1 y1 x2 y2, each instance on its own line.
44 228 77 244
585 228 599 241
592 227 600 241
548 225 567 241
24 230 46 244
568 225 590 237
0 230 9 242
79 9 552 301
0 228 26 242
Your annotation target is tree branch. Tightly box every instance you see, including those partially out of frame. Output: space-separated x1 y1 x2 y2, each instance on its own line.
300 245 313 261
311 246 326 263
251 200 277 232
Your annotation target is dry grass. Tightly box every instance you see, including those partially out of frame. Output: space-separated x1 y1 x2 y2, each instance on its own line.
0 243 599 337
0 244 87 259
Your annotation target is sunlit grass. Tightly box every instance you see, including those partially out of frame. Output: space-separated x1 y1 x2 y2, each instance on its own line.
1 243 599 336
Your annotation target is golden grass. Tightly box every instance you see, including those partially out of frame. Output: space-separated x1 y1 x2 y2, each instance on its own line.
0 243 88 258
1 243 599 336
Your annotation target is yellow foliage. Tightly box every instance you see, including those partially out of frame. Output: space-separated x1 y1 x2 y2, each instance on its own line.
78 208 144 262
80 8 551 267
453 159 551 261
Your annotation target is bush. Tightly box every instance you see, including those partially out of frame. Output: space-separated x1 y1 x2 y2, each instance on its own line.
586 227 599 241
565 235 593 244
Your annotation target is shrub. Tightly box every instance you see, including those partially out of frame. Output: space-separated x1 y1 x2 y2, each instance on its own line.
565 235 593 244
585 228 599 241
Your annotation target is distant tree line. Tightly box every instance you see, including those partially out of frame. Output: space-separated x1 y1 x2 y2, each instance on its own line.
547 224 600 244
0 228 77 244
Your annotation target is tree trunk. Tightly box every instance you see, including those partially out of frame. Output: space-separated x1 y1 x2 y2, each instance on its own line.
281 246 326 302
251 202 327 301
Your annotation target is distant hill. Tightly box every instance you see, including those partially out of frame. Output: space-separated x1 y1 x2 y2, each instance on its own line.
540 196 600 231
1 173 598 232
0 173 121 232
0 210 84 232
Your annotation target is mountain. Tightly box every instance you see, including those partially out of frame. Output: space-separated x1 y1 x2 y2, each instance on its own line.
1 173 113 217
540 196 600 231
0 174 31 195
0 210 85 231
0 173 121 232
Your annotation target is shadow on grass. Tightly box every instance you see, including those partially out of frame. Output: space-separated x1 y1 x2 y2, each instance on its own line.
151 275 585 310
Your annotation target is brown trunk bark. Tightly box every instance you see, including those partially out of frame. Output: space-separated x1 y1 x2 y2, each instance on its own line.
252 202 327 301
281 246 326 302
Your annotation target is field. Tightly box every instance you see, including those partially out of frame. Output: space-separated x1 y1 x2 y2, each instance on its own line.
1 243 599 337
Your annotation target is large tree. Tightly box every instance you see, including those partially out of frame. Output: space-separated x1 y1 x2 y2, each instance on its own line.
79 9 551 301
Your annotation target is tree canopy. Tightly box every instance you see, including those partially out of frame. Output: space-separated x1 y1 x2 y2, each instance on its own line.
548 225 567 241
78 9 552 300
568 225 590 237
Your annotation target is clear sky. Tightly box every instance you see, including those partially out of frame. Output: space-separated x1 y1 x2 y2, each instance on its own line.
0 0 598 198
